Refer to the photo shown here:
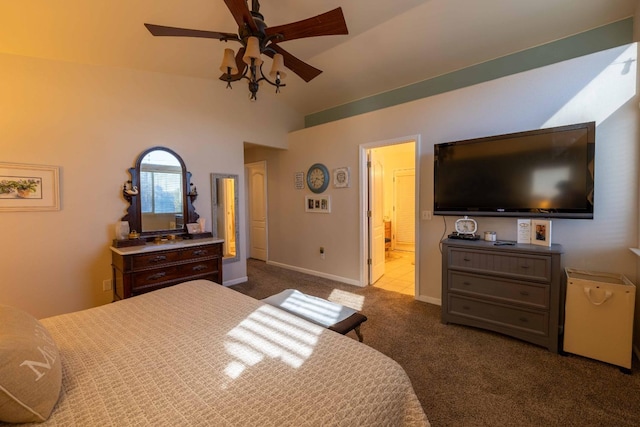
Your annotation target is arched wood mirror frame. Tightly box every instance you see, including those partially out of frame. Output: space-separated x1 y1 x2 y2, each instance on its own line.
121 146 200 239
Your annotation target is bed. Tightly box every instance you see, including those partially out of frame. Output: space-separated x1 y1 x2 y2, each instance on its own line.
1 280 429 426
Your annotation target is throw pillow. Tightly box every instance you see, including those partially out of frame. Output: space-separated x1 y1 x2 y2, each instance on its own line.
0 305 62 423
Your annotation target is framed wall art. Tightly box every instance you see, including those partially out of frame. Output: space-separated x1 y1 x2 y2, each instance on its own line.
305 195 331 213
294 171 305 190
0 162 60 212
333 167 350 188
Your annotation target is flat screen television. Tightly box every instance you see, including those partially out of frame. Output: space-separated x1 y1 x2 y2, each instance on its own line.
434 122 595 219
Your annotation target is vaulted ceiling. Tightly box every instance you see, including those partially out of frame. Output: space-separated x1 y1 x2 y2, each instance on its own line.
1 0 637 116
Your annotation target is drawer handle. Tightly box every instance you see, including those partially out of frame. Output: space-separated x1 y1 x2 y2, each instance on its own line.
462 305 471 310
519 317 529 323
463 257 471 262
462 281 471 286
192 250 207 256
520 291 530 296
520 265 530 269
147 272 167 281
149 256 167 263
192 264 207 272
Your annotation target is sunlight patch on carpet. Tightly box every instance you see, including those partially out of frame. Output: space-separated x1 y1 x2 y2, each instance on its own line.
329 289 365 311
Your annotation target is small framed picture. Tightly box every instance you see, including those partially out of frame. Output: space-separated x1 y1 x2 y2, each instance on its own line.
531 219 552 247
305 195 331 213
333 167 350 188
294 172 305 190
517 219 531 244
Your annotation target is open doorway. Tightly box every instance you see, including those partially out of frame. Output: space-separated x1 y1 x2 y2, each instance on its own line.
361 138 418 296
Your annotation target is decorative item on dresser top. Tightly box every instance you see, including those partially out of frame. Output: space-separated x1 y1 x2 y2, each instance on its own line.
111 238 223 300
441 238 564 353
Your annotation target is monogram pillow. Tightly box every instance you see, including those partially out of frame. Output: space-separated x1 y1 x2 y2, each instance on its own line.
0 305 62 423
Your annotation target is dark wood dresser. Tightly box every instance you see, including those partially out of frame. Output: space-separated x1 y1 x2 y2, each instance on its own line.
111 238 223 300
441 238 564 352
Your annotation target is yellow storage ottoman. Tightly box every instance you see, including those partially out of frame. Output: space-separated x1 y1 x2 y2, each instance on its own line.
563 269 635 370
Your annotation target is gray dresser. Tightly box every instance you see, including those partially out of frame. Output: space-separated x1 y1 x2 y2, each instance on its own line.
441 239 564 352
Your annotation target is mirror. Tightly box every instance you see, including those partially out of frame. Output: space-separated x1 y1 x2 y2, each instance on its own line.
122 146 202 239
140 150 184 232
211 173 239 263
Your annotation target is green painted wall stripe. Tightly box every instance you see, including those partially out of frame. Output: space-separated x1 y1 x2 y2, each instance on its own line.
305 17 634 128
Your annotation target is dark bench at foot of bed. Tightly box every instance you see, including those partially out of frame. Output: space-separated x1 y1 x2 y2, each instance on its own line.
262 289 368 342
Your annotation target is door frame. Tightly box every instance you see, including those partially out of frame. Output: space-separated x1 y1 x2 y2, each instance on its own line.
358 135 421 293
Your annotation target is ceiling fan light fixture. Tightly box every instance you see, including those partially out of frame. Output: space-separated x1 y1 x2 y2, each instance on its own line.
220 48 238 74
269 53 287 81
144 1 348 101
242 36 263 66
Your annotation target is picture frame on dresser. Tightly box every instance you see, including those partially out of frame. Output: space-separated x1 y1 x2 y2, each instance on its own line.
531 219 552 247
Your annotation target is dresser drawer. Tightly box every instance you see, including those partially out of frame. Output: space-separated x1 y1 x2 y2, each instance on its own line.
448 248 551 282
449 272 549 309
132 251 181 269
178 244 221 261
177 260 218 277
131 260 217 290
448 294 549 337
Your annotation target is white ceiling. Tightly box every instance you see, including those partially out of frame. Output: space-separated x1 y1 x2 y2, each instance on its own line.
1 0 637 116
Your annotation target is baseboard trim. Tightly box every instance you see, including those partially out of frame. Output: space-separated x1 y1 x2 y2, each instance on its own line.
417 295 441 306
266 261 363 287
223 276 248 287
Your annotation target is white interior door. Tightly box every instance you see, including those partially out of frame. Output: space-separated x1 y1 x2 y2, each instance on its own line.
246 161 267 261
394 169 415 248
369 151 385 284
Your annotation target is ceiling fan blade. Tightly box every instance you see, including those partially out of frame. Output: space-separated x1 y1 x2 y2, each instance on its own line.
144 23 239 41
219 47 247 82
265 8 348 43
265 44 322 82
224 0 258 33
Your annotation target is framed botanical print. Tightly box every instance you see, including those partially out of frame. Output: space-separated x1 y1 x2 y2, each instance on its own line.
0 162 60 212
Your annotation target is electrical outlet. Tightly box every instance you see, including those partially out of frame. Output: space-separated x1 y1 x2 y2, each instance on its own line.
320 247 325 259
421 210 432 220
102 279 112 292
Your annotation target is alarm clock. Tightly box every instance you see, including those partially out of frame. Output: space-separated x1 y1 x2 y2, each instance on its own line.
454 216 478 235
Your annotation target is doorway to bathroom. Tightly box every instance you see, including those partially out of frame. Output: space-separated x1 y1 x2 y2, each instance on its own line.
361 138 417 296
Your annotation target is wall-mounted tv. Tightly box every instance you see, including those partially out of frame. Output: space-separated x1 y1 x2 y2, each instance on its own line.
434 122 595 219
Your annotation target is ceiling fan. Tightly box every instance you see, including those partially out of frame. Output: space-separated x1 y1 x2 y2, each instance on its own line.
144 0 349 99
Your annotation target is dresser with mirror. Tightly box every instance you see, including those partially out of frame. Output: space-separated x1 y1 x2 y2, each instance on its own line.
110 146 223 299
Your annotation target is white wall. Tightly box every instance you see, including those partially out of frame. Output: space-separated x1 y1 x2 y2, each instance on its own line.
261 44 638 312
0 52 302 319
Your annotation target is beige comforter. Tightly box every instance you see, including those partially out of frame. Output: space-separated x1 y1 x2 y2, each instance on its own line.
21 280 429 426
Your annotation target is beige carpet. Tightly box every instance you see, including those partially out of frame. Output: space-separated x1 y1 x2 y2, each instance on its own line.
230 259 640 427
